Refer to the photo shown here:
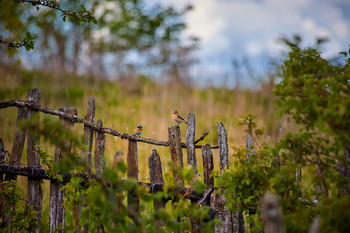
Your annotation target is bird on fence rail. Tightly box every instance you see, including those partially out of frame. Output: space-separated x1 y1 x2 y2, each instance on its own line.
135 125 143 136
172 110 187 125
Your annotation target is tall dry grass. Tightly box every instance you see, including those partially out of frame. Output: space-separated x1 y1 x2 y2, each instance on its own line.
0 69 287 180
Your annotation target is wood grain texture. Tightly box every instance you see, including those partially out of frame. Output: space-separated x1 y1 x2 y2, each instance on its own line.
186 113 197 174
168 125 184 186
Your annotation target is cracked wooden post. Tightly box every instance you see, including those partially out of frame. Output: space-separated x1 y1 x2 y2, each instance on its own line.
148 149 165 228
94 119 105 174
202 144 214 188
26 88 42 233
49 107 77 233
211 121 245 233
186 113 197 174
217 121 229 171
127 138 139 218
82 97 95 173
168 125 184 186
261 192 284 233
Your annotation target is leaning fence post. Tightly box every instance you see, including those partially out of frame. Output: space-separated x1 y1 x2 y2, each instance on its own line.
82 97 95 173
49 107 77 233
186 113 198 174
202 144 214 188
6 107 27 181
94 119 105 174
148 149 165 228
26 88 42 233
168 125 184 186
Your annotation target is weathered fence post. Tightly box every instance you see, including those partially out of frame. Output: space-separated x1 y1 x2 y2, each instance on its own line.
261 192 284 233
81 97 95 233
202 144 214 188
49 107 77 233
5 107 27 181
94 119 105 174
26 88 42 233
211 121 245 233
168 125 184 186
148 149 165 228
82 97 95 173
217 121 229 171
186 113 197 174
127 139 139 220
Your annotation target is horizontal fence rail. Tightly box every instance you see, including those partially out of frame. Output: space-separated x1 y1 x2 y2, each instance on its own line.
0 100 218 149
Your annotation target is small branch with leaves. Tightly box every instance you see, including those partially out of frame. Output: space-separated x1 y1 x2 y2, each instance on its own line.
16 0 97 24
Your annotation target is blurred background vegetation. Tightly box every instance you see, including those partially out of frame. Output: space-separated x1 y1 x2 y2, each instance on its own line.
0 0 287 177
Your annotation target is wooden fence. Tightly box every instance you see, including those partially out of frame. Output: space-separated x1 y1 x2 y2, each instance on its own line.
0 89 283 233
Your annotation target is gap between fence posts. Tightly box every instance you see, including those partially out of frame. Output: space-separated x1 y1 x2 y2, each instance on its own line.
148 149 165 229
49 107 77 233
168 125 184 186
26 88 42 233
186 113 197 174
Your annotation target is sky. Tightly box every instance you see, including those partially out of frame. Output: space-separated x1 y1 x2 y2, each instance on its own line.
162 0 350 86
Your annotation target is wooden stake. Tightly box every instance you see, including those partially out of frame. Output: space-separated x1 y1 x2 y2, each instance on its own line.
94 119 105 174
168 125 184 186
82 97 95 173
202 144 214 188
26 89 42 233
49 107 77 233
186 113 197 174
148 149 165 228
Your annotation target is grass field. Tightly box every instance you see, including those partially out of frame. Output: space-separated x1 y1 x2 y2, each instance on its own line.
0 68 288 180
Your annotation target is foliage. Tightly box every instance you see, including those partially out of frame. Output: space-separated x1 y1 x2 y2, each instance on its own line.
215 38 350 232
0 181 38 233
0 0 95 50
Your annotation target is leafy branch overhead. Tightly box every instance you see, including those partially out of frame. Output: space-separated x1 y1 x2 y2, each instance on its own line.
1 0 96 50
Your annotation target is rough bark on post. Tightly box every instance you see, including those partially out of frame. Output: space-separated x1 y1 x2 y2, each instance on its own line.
210 190 244 233
82 97 95 173
148 149 165 228
261 192 284 233
168 125 184 186
246 134 255 160
186 113 197 174
202 144 214 188
26 88 42 233
127 139 139 219
217 121 229 170
49 107 77 233
94 119 105 174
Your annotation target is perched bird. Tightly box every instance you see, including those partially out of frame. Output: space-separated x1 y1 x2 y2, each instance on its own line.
135 125 143 136
172 110 187 125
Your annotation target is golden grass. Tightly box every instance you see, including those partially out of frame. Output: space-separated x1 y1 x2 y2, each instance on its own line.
0 70 286 181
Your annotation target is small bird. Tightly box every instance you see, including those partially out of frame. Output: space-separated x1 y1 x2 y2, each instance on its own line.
135 125 143 136
172 110 187 125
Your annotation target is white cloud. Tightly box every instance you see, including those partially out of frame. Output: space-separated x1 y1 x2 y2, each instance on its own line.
170 0 350 60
